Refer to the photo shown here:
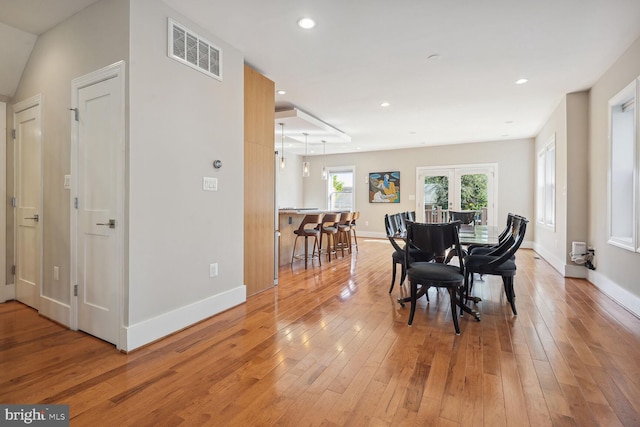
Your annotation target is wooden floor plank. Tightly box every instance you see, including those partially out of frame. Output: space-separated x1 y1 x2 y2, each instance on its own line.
1 244 640 426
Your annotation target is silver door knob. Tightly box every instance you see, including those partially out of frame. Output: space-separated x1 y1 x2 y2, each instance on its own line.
24 214 39 222
96 219 116 229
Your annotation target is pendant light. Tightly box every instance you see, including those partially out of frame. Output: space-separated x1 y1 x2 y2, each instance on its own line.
279 122 286 169
302 133 310 177
321 140 327 180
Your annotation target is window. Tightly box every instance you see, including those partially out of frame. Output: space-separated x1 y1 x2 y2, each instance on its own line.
537 134 556 228
327 167 355 211
608 79 638 251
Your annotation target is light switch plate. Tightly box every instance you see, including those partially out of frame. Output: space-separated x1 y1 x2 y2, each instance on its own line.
209 263 218 277
64 175 71 190
203 177 218 191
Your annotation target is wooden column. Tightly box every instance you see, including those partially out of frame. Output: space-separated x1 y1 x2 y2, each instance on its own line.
244 65 275 296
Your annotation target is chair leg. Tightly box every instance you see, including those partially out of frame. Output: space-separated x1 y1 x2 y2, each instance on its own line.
463 270 471 305
448 287 461 335
313 236 321 266
408 280 417 326
503 276 517 315
389 261 397 293
351 229 358 251
303 236 308 269
291 235 299 266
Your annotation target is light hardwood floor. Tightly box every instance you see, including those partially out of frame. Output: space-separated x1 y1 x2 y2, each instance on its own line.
2 240 640 426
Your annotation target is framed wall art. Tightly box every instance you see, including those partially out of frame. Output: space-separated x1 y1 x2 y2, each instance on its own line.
369 171 400 203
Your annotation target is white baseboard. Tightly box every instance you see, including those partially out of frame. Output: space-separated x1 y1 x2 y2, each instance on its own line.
39 296 71 326
0 283 15 303
533 243 565 276
359 231 387 239
123 285 246 352
588 270 640 318
533 243 590 278
564 264 588 279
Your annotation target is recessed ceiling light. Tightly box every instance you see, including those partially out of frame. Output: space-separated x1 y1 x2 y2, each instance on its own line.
297 18 316 29
380 102 390 107
515 78 528 85
504 120 513 124
277 90 286 95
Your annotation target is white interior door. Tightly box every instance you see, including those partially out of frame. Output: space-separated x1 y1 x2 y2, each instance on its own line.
73 63 124 346
14 98 42 310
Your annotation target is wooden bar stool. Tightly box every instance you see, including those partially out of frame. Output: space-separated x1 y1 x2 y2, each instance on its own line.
336 212 353 256
318 213 340 262
291 214 323 269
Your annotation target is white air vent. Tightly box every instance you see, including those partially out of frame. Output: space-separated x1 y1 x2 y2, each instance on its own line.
168 19 222 81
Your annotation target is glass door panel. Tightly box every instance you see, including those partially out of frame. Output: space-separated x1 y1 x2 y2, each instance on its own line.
417 165 496 226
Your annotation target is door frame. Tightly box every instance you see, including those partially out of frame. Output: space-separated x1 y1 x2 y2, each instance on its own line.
12 94 44 309
0 101 6 302
70 61 126 349
416 163 498 227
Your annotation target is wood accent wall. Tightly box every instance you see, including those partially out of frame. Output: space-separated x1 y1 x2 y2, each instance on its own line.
244 65 275 296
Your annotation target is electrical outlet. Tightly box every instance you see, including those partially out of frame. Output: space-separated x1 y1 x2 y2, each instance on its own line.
53 266 59 281
209 263 218 277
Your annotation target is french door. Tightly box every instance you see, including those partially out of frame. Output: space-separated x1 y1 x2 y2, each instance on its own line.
416 164 497 226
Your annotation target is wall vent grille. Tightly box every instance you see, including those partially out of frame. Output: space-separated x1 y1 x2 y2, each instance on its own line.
168 19 222 81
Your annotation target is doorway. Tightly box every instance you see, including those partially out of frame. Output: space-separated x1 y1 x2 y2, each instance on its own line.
13 95 43 310
416 164 497 226
71 62 125 347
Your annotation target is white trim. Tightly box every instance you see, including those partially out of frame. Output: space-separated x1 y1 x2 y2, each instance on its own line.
13 94 42 114
39 296 71 325
123 285 246 352
588 269 640 318
607 78 638 252
70 61 126 348
0 102 5 303
533 242 565 276
564 264 588 279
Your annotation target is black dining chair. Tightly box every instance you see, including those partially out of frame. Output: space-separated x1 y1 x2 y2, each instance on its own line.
399 221 480 334
385 213 432 294
449 210 476 231
463 215 528 315
467 213 515 256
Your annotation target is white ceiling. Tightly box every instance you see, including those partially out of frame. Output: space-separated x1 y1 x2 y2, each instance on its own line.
2 0 640 155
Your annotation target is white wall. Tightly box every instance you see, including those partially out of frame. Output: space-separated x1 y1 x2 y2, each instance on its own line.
588 35 640 315
534 92 589 277
126 0 245 347
276 152 304 208
302 138 535 240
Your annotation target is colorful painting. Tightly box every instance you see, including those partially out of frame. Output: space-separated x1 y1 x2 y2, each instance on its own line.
369 171 400 203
